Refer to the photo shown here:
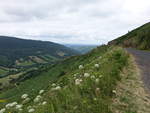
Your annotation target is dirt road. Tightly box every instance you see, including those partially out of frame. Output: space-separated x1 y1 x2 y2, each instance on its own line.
126 48 150 91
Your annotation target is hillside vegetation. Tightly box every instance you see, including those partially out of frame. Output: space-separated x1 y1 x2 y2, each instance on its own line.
0 45 131 113
108 22 150 50
0 36 79 67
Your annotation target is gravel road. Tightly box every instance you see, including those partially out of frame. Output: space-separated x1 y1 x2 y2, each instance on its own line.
126 48 150 91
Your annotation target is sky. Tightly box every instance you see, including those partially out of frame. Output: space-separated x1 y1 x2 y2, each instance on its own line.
0 0 150 45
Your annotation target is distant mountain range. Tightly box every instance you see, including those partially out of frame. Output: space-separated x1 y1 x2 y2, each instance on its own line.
0 36 79 67
108 22 150 50
66 44 97 54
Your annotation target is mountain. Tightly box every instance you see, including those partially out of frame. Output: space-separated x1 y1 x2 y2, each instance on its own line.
108 22 150 50
0 36 79 67
66 44 97 54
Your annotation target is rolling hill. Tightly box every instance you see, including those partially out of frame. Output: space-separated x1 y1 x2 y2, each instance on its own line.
0 36 79 67
108 22 150 50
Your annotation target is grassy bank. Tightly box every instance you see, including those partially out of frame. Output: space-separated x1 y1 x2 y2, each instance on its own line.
0 46 130 113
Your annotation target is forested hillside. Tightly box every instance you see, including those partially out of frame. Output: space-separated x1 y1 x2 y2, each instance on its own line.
0 36 79 67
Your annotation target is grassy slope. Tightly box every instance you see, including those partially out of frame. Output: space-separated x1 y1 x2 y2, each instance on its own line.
0 45 130 113
108 22 150 50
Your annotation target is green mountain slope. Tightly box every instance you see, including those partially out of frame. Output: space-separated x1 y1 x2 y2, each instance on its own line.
108 22 150 50
0 45 130 113
0 36 79 67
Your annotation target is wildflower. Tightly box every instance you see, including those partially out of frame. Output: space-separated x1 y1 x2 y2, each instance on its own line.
112 90 117 94
21 94 28 99
16 104 23 109
79 65 84 69
52 83 56 87
95 78 99 83
0 108 6 113
19 108 23 111
39 90 44 94
55 86 61 90
84 73 90 78
11 102 18 107
42 101 47 105
75 79 82 85
93 98 97 101
91 75 95 79
34 95 42 103
96 88 100 91
5 103 11 109
73 74 77 77
99 75 103 78
27 106 32 110
22 97 31 104
28 108 35 112
95 64 99 68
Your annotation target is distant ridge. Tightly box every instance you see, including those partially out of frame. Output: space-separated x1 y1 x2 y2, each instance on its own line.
0 36 79 67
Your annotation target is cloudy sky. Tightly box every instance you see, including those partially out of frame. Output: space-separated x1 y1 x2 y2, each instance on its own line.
0 0 150 44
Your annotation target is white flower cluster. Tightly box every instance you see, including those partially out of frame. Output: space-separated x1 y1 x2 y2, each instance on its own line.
51 85 61 91
0 108 6 113
21 94 28 99
94 64 100 68
34 95 42 103
21 94 31 104
79 65 84 69
5 102 23 111
84 73 90 78
75 79 83 85
39 90 45 95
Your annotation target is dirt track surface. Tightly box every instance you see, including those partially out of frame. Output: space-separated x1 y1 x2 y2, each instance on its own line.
126 48 150 91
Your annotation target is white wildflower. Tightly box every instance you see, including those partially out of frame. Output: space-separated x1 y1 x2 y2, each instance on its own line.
27 106 32 110
28 108 35 112
19 108 23 111
52 83 56 87
112 90 117 94
95 78 99 83
0 108 6 113
21 94 28 99
93 98 97 101
34 95 42 103
16 104 23 109
91 75 95 79
55 86 61 90
22 97 31 104
99 75 103 78
96 88 100 91
79 65 84 69
36 95 42 98
84 73 90 78
73 74 77 77
39 90 44 94
75 79 82 85
42 101 47 105
5 103 11 109
10 102 17 107
95 64 99 68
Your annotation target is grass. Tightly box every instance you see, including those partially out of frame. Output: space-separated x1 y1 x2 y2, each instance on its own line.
0 46 130 113
0 68 8 76
109 22 150 50
112 54 150 113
